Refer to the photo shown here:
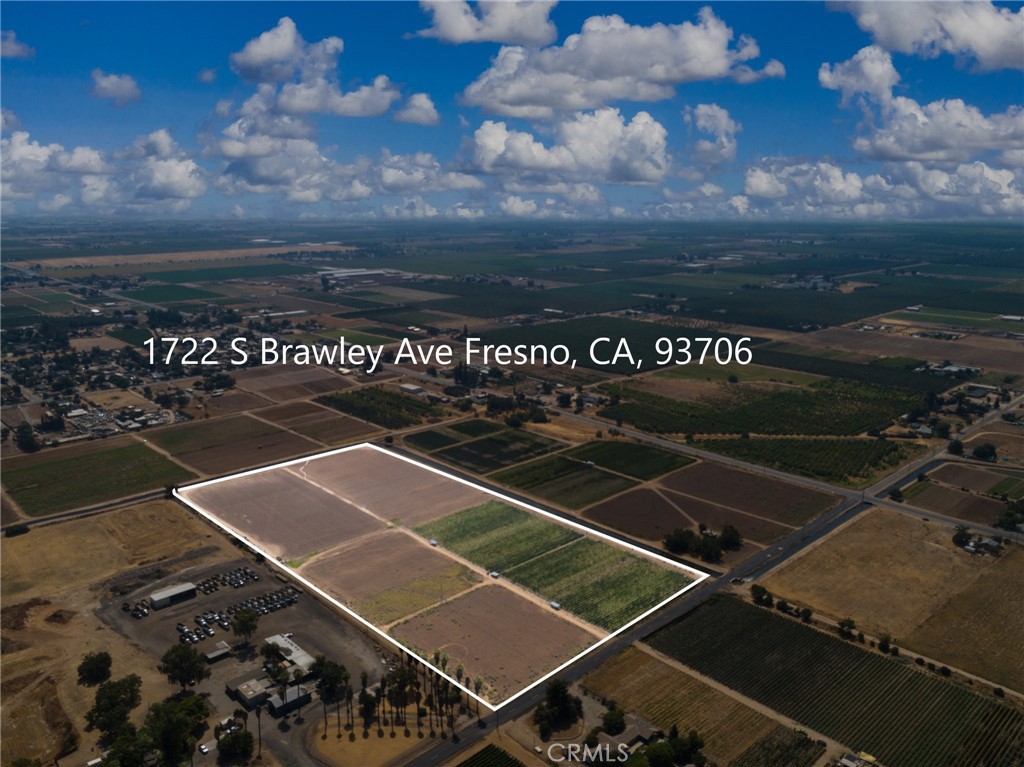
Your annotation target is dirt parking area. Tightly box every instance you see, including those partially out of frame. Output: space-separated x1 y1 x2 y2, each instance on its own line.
391 585 595 705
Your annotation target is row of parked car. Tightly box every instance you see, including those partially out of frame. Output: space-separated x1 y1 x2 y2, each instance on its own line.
122 599 150 619
225 586 299 617
197 566 260 594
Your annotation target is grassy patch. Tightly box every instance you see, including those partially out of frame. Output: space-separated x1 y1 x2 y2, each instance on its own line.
3 443 195 515
448 419 505 437
107 327 153 346
563 441 693 480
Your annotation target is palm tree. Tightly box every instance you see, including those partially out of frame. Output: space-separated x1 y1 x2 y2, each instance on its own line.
292 668 306 722
474 677 483 722
254 704 263 760
234 707 248 733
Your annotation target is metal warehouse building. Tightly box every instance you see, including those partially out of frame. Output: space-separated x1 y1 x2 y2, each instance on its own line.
150 582 197 610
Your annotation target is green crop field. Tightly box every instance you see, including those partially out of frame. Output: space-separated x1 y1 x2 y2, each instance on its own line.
655 360 824 386
695 437 916 485
145 263 314 283
147 414 279 455
563 441 693 480
3 443 195 516
457 745 524 767
491 455 637 509
107 327 153 346
649 597 1024 767
315 327 395 346
315 386 441 429
990 476 1024 500
120 285 222 303
434 429 561 473
415 501 581 573
600 379 919 437
405 428 463 452
506 538 692 631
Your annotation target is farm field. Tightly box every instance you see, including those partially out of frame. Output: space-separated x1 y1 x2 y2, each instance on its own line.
584 488 696 542
391 585 596 704
562 440 693 480
404 419 503 453
695 436 920 486
234 364 353 402
658 462 838 526
2 441 195 516
649 596 1024 767
653 360 824 386
299 529 481 626
965 426 1024 466
188 390 271 418
456 745 525 767
435 429 563 474
930 463 1023 496
582 647 780 765
729 727 826 767
490 455 637 509
254 400 379 444
147 414 320 473
505 537 694 631
903 482 1005 526
905 547 1024 693
415 501 582 573
316 386 442 429
761 509 993 641
661 490 796 545
106 326 152 346
120 284 222 302
599 378 920 437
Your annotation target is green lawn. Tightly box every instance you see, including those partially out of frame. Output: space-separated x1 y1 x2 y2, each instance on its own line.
3 443 195 516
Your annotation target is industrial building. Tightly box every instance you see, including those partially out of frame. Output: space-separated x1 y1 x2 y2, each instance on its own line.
149 582 197 610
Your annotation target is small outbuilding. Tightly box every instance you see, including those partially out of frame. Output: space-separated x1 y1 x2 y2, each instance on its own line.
150 582 197 610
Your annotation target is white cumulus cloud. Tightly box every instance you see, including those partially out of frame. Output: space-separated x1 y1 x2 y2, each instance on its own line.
685 103 741 164
1 30 34 59
416 0 557 45
91 69 142 106
462 8 783 118
395 93 441 126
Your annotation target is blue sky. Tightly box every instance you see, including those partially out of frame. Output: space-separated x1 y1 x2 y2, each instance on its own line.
2 1 1022 220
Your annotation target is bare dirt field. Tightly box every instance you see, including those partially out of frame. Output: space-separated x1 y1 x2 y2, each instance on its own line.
69 335 128 351
762 508 996 642
583 647 778 765
930 463 1009 494
19 244 351 269
234 364 352 403
1 406 29 429
904 483 1004 525
800 327 1024 373
177 430 320 474
254 400 379 443
189 390 272 418
659 462 838 526
662 490 795 544
583 488 688 542
183 470 385 560
390 585 595 704
297 448 493 528
256 401 330 421
1 501 237 765
905 546 1024 693
82 388 152 410
299 529 480 626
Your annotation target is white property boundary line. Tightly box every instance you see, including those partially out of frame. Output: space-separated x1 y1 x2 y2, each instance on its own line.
174 442 710 712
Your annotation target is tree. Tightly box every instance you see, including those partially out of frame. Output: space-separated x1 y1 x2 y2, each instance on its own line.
533 679 582 740
217 730 254 764
719 524 743 550
646 741 676 767
663 527 697 555
838 617 856 639
952 525 972 547
601 705 626 736
158 644 210 692
87 674 143 741
15 423 39 453
972 443 997 461
889 488 904 502
78 651 113 686
231 607 259 647
799 607 813 623
947 438 964 456
145 695 208 767
698 534 722 562
103 723 153 767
